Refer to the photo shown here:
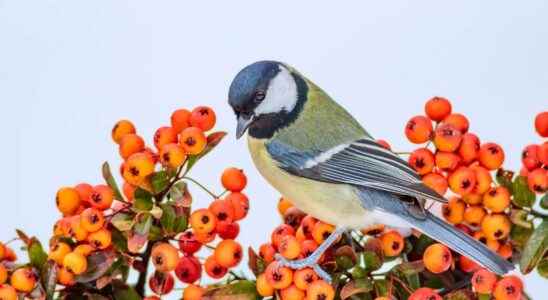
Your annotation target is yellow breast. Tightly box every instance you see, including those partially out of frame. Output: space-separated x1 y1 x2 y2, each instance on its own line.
247 137 373 229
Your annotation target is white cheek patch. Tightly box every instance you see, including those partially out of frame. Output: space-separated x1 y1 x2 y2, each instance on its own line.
254 65 298 115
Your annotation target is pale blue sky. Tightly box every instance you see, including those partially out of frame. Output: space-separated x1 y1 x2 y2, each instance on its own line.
1 1 546 298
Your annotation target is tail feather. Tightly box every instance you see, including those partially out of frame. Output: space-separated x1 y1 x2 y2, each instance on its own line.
408 211 514 275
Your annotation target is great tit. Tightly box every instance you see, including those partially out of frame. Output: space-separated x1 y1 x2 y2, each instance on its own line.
228 61 513 280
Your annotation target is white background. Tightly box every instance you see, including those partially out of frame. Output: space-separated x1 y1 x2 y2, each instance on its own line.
1 1 546 298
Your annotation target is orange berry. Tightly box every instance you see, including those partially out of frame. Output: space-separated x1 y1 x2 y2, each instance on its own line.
190 106 216 131
214 239 243 268
434 123 463 152
69 216 89 241
112 120 136 144
376 139 391 150
379 230 404 257
281 284 305 300
56 187 81 216
422 172 448 196
119 134 145 159
463 192 483 205
150 243 179 272
142 147 159 164
183 284 205 300
153 126 178 150
57 267 75 286
256 273 274 297
221 168 247 192
89 185 114 210
408 287 442 300
481 214 511 240
209 199 235 225
171 108 192 133
301 216 317 238
73 244 94 257
471 268 497 294
311 222 335 245
408 148 435 175
300 239 319 258
204 255 227 279
459 133 480 163
74 183 93 205
49 242 71 265
87 228 112 250
194 231 216 244
535 111 548 137
479 143 505 170
435 151 461 172
10 267 36 292
470 165 492 195
483 187 511 213
159 143 187 169
271 224 295 249
459 255 481 273
80 208 105 233
277 197 294 215
423 243 452 273
122 182 136 202
442 197 465 224
360 224 386 236
53 217 71 237
443 113 469 133
179 127 207 155
538 142 548 166
522 144 541 170
497 243 513 260
527 168 547 193
473 231 500 251
405 116 433 144
0 284 17 300
259 243 276 263
493 276 523 300
306 280 335 300
463 205 486 227
0 265 7 284
425 96 452 122
225 192 249 221
279 235 301 260
63 252 87 275
4 247 16 263
294 268 319 291
123 152 155 186
265 262 293 290
190 209 217 234
448 167 477 196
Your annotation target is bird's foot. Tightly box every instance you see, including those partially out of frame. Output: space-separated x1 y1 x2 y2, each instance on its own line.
275 253 332 283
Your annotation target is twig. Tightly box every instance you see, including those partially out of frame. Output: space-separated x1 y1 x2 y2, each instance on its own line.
229 270 245 281
390 274 414 295
135 241 155 297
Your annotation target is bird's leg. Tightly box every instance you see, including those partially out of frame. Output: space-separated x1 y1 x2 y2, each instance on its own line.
275 227 346 283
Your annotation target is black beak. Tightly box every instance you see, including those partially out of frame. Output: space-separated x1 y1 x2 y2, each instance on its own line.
236 113 254 139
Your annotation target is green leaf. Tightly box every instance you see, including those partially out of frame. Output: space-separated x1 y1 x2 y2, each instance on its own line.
414 234 435 255
127 214 152 253
102 162 124 201
148 224 163 241
373 279 389 297
340 278 373 300
510 209 534 229
160 203 176 232
28 237 48 270
512 176 536 208
445 289 476 300
41 260 57 300
111 227 128 253
134 214 152 235
112 280 141 300
520 219 548 274
537 258 548 278
511 224 534 248
361 251 382 272
496 168 515 193
75 250 116 283
151 171 170 194
540 194 548 210
111 213 134 232
133 188 153 211
203 280 258 300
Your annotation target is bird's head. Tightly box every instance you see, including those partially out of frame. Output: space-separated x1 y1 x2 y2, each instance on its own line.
228 60 304 139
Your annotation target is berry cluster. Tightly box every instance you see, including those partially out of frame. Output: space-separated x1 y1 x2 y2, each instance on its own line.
520 112 548 194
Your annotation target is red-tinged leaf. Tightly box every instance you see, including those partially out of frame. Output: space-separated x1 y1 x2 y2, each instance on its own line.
202 131 227 156
16 229 31 245
102 161 124 201
127 232 148 253
75 250 116 283
203 280 258 300
170 181 192 207
96 275 113 289
247 247 265 276
340 279 373 300
520 219 548 274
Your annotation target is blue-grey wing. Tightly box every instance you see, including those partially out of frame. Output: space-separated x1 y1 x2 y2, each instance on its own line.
266 138 447 204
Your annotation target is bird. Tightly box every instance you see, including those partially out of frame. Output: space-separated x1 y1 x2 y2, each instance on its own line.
227 60 514 281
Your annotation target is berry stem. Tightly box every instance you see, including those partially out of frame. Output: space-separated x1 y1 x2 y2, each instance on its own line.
182 176 219 199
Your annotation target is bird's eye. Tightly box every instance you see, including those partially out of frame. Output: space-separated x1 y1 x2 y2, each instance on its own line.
254 90 266 103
